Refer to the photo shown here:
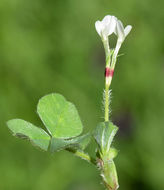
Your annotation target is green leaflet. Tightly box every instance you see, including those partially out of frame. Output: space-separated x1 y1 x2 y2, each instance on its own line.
37 93 83 139
7 119 50 151
94 121 118 154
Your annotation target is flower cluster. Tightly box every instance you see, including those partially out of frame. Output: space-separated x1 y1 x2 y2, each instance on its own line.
95 15 132 69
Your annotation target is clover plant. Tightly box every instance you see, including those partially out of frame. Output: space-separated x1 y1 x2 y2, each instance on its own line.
7 15 132 190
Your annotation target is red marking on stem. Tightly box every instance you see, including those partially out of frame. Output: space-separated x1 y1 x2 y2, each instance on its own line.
105 68 114 77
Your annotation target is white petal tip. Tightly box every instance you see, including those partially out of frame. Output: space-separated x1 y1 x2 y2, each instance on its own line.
95 21 102 36
124 25 132 37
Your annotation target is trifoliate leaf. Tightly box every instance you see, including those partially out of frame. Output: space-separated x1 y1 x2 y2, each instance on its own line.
7 119 50 151
37 93 83 139
94 121 118 154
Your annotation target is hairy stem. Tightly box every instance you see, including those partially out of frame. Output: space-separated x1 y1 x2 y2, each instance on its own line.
105 84 110 121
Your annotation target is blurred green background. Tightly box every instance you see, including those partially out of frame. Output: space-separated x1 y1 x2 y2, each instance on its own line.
0 0 164 190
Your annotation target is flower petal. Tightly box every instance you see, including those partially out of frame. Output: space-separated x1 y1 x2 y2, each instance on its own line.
95 15 117 38
124 25 132 37
102 15 112 26
101 15 112 37
95 21 103 36
107 16 117 36
115 20 125 41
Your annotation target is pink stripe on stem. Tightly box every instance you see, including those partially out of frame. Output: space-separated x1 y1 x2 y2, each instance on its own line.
105 68 114 77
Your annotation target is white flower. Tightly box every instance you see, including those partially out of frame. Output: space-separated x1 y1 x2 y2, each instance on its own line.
95 15 132 62
115 20 132 43
95 15 117 39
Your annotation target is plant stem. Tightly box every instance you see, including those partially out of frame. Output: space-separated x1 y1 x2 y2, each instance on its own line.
99 158 119 190
102 37 110 57
105 83 110 121
66 148 96 165
104 45 112 122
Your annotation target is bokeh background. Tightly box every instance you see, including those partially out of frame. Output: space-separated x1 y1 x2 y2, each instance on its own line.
0 0 164 190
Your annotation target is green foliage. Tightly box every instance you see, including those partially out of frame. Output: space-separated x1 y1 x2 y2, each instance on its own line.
50 133 91 152
101 160 119 190
1 0 164 189
7 92 119 190
94 122 118 155
7 93 90 153
37 93 83 139
108 148 118 160
7 119 50 151
94 121 119 190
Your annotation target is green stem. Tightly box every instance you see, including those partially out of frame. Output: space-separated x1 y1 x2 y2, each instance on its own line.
105 83 110 122
102 37 110 57
104 50 111 122
99 158 119 190
66 148 96 165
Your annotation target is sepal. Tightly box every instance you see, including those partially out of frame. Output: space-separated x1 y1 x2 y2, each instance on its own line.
94 121 118 154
